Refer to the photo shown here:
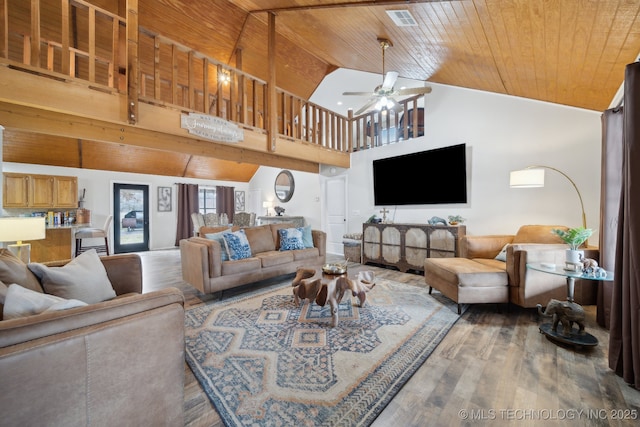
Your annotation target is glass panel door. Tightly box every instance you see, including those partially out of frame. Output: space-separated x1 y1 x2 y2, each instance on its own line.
113 183 149 253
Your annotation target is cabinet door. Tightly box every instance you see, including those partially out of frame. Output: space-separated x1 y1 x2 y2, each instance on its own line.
3 173 29 207
54 176 78 208
30 175 55 207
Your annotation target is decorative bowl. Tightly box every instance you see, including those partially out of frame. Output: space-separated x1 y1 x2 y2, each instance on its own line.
322 263 347 275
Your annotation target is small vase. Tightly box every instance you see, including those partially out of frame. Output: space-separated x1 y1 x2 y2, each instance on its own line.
566 249 584 264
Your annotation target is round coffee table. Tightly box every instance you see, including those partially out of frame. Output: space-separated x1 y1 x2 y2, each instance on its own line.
527 263 614 347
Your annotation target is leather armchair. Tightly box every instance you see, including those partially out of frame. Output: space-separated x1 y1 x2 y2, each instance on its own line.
460 225 598 308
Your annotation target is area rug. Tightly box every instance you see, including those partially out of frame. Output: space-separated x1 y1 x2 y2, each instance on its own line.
184 278 462 426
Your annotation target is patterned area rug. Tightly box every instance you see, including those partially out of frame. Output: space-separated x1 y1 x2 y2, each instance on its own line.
184 278 462 426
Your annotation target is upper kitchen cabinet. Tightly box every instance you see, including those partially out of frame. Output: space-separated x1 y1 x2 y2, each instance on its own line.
3 173 78 209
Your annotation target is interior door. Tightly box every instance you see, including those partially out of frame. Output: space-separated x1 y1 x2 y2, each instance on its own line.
325 176 347 255
113 183 149 253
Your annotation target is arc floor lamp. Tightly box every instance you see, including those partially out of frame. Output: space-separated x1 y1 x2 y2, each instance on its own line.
509 165 587 229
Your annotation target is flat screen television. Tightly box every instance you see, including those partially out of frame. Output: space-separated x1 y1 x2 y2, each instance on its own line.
372 143 467 205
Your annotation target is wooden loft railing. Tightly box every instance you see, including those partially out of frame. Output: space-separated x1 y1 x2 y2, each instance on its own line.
0 0 425 155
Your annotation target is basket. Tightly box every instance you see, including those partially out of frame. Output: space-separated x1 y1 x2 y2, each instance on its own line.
343 242 362 263
76 208 91 225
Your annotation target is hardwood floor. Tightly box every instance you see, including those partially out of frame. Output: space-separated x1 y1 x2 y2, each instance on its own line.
138 249 640 426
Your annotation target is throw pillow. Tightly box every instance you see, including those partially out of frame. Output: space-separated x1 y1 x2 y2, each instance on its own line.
0 249 43 293
222 229 252 260
494 244 509 262
300 225 314 248
205 228 232 261
28 249 117 304
3 283 87 320
279 227 306 251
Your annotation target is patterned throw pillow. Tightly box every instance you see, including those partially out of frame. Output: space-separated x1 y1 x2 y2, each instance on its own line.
222 229 252 260
205 228 232 261
279 227 305 251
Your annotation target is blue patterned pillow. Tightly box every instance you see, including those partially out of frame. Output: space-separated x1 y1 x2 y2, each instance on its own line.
205 228 232 261
279 227 305 251
222 229 252 260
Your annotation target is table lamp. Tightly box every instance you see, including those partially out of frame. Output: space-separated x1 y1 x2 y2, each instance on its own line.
0 217 46 263
262 201 272 216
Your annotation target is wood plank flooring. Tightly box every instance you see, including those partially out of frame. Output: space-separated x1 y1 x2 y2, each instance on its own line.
139 249 640 427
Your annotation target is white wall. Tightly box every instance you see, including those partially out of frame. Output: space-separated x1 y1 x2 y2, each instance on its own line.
337 83 602 237
1 163 249 250
249 166 322 229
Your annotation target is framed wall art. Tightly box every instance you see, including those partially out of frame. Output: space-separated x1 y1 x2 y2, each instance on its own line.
235 191 245 212
158 186 172 212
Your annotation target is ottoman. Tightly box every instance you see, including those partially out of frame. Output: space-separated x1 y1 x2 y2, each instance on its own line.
424 257 509 314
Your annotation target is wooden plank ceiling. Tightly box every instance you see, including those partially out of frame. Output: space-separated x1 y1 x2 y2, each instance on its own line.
7 0 640 182
138 0 640 111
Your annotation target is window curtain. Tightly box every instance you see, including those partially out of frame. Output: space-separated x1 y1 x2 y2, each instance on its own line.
609 61 640 390
216 186 235 224
175 183 199 246
598 107 624 329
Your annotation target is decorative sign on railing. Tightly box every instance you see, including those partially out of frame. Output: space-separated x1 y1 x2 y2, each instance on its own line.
180 113 244 143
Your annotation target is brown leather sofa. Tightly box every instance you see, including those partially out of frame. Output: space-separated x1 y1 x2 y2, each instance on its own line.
425 225 599 310
180 223 326 295
0 252 185 426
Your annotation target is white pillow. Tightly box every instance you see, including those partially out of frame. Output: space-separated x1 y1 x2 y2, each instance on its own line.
494 244 509 262
28 249 116 304
3 283 87 320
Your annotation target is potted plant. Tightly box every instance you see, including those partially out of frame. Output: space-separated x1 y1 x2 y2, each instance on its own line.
551 227 593 264
448 215 465 225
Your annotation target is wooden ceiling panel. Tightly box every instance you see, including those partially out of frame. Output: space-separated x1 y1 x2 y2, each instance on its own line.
184 156 260 181
80 141 191 176
3 130 81 167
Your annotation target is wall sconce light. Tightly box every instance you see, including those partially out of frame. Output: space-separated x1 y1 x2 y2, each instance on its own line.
509 165 587 229
219 70 231 84
0 217 46 263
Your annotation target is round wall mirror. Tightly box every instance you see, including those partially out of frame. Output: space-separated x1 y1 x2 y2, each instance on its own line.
275 170 294 202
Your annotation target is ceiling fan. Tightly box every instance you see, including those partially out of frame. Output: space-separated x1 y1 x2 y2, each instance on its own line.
343 38 432 116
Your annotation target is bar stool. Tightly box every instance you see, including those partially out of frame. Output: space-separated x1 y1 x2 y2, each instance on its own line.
75 215 113 256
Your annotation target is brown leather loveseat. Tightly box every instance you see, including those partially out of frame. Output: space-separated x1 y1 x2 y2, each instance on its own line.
0 250 185 426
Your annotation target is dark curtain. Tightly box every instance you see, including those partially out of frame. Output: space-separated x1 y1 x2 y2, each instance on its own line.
598 107 624 328
175 183 199 246
609 61 640 390
216 186 235 224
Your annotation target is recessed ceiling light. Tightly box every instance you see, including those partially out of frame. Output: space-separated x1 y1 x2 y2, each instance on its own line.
386 10 418 27
337 101 343 105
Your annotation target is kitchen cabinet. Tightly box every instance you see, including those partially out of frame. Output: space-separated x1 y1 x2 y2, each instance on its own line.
3 173 78 208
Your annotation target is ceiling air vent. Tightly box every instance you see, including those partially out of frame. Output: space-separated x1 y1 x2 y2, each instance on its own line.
386 10 418 27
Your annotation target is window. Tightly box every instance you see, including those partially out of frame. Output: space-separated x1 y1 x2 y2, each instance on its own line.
199 187 216 214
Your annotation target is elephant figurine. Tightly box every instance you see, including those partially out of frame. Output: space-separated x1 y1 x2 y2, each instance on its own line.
537 299 586 336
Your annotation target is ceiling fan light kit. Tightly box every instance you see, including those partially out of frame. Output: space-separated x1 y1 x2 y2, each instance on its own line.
343 37 431 116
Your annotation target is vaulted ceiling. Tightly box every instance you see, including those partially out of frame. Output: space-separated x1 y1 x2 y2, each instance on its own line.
134 0 640 112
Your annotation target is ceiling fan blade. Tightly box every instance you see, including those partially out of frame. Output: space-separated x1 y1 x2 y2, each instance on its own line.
354 99 379 115
394 86 432 96
382 71 399 89
342 91 375 96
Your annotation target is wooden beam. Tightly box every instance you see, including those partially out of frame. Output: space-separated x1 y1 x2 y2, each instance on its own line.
30 0 40 67
126 0 138 124
267 12 276 152
61 0 70 76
